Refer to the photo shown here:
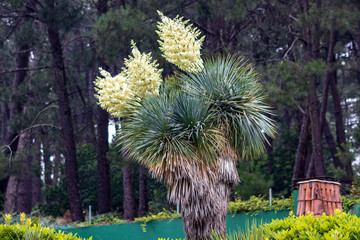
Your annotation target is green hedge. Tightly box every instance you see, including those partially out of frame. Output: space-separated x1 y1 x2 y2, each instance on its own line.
0 213 91 240
264 210 360 240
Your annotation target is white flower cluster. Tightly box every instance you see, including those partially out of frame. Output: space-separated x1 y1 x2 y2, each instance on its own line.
123 41 163 99
94 68 131 117
156 11 205 73
95 42 162 116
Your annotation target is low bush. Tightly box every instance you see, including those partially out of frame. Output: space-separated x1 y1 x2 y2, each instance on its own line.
134 209 181 223
227 196 293 214
0 213 91 240
263 209 360 239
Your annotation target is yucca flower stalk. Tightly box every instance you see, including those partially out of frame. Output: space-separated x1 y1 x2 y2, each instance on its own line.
156 11 205 73
94 41 163 116
123 41 163 98
94 68 130 117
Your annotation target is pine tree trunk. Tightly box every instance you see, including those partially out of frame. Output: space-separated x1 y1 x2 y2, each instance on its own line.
308 87 325 177
323 120 344 169
4 176 19 213
97 106 111 214
138 166 148 217
17 146 33 214
95 0 112 215
47 26 84 222
122 164 136 220
329 66 353 185
292 111 310 186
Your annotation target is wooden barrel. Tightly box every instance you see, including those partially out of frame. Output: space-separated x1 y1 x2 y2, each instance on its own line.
296 180 342 217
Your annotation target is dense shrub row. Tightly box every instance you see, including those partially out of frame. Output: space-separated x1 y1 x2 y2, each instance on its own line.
0 213 91 240
210 210 360 240
264 210 360 240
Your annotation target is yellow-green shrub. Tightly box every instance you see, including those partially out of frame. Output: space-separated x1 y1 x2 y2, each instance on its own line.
0 213 91 240
264 210 360 240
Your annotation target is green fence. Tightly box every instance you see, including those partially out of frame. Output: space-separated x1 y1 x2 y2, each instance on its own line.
59 211 290 240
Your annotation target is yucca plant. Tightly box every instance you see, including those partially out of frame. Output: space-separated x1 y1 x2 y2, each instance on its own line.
96 11 275 240
120 57 275 240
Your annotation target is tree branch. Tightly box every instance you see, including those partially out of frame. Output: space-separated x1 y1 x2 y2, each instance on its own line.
0 66 52 75
283 37 299 59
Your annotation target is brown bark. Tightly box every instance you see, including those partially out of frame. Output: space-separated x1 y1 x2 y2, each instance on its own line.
1 103 9 145
96 107 111 213
5 40 30 153
319 30 336 133
122 164 136 220
308 83 325 177
292 111 310 186
31 176 42 208
4 176 19 213
17 133 33 214
330 72 346 149
138 166 148 217
329 63 354 185
323 120 343 169
300 0 324 178
95 0 112 215
47 24 84 221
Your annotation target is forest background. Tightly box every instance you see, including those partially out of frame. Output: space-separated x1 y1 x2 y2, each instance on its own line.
0 0 359 222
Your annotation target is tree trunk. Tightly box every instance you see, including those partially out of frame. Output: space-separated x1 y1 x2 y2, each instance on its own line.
97 106 111 214
308 89 325 177
31 177 42 208
17 139 33 214
323 120 343 169
4 176 19 213
95 0 112 215
177 150 238 240
5 45 30 153
329 65 353 185
330 72 346 149
47 25 84 221
138 165 148 217
122 163 136 220
292 110 310 186
42 128 53 186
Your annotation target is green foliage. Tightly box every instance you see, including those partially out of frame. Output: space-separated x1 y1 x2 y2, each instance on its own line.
40 144 98 217
135 209 180 233
77 144 98 212
227 196 292 214
91 212 127 225
134 209 181 223
235 157 273 200
182 56 276 159
263 210 360 240
94 7 146 64
39 182 70 217
0 214 91 240
342 194 360 212
209 221 264 240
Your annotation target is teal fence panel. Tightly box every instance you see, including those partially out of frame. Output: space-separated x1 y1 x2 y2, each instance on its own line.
60 211 290 240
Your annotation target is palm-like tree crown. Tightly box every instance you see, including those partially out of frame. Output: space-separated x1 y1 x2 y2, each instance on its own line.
181 56 276 159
